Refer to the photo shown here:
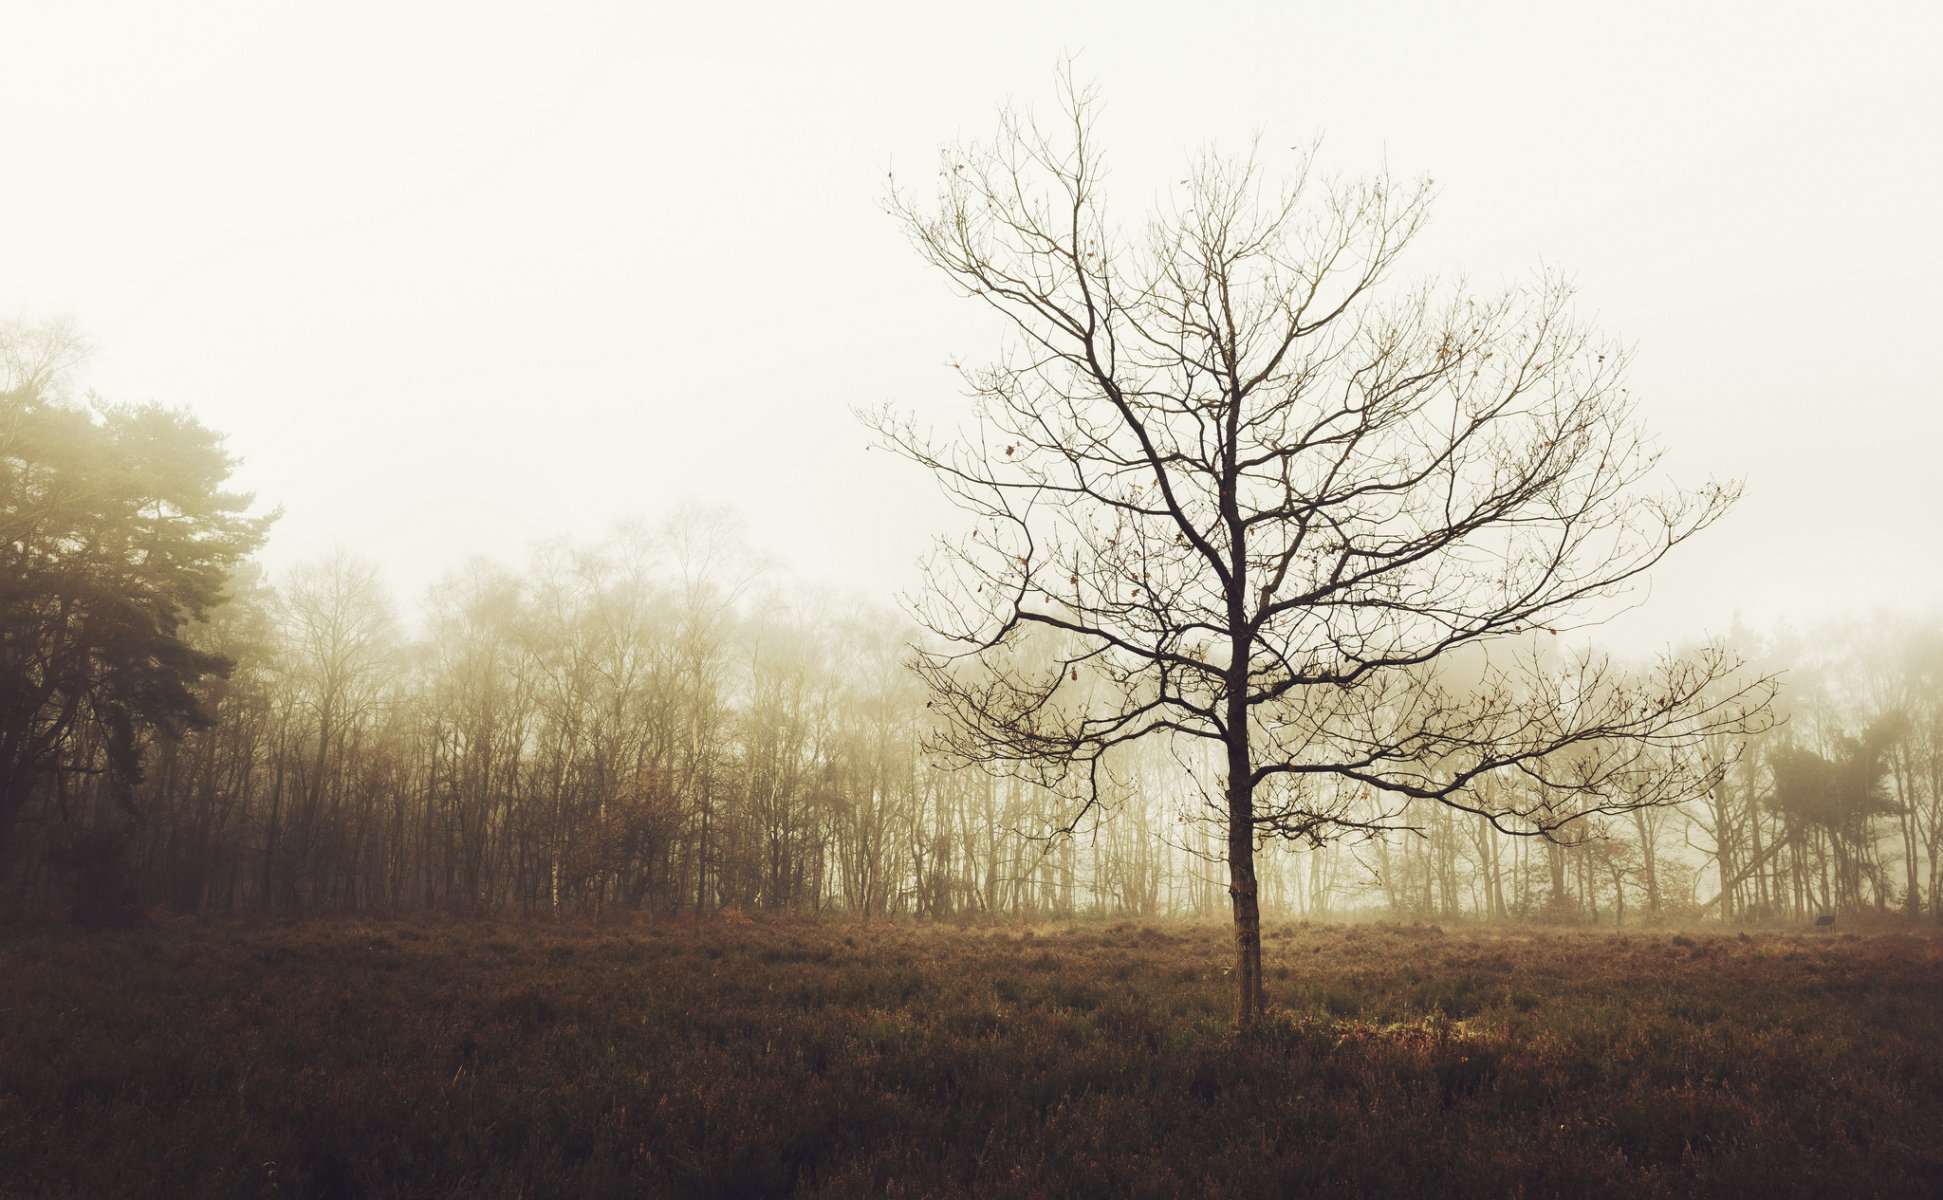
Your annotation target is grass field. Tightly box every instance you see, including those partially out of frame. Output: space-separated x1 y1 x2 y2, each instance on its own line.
3 917 1939 1198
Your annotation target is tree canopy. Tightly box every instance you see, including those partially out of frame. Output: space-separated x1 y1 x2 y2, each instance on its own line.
0 321 269 840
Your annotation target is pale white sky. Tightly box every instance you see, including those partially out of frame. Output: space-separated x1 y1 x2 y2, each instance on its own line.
5 1 1939 652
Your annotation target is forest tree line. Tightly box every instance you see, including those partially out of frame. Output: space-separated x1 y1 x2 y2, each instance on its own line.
3 324 1940 927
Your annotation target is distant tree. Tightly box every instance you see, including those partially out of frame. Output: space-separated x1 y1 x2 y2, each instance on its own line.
1906 633 1943 920
870 78 1774 1027
1851 621 1939 916
268 551 396 911
423 559 533 912
0 321 269 868
1769 714 1905 913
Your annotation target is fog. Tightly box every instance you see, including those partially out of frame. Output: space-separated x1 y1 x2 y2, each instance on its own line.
6 6 1943 1194
6 1 1939 653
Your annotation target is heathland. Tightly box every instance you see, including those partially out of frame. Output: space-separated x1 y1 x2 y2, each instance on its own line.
4 918 1939 1199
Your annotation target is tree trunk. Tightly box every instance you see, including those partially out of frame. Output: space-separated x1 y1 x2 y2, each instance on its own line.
1227 815 1264 1029
1548 839 1568 913
1226 710 1264 1030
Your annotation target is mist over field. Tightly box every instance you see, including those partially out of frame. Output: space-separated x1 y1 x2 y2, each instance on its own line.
4 3 1941 1196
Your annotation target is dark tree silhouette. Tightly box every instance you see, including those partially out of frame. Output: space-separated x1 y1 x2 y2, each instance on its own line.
0 322 269 857
1770 714 1907 913
869 78 1774 1027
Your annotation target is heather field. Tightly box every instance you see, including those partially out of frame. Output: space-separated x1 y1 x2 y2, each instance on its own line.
3 918 1940 1199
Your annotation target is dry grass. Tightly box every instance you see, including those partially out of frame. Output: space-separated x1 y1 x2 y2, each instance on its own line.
2 917 1939 1198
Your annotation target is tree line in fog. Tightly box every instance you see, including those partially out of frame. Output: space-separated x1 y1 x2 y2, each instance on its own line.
3 319 1939 927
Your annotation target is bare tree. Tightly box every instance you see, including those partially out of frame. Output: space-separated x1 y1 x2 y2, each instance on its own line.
868 78 1774 1027
269 551 396 911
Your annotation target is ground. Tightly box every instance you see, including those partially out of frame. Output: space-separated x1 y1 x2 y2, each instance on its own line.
2 916 1939 1198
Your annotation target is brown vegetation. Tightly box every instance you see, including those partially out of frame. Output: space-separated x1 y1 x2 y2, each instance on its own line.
3 918 1939 1198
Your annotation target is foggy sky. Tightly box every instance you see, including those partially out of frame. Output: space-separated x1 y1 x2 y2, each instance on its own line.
5 1 1938 654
